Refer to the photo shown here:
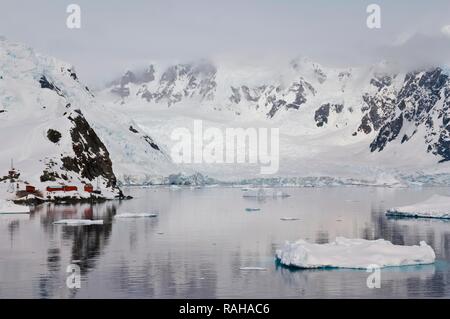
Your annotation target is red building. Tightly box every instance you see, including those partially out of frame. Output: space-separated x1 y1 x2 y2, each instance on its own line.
46 185 78 192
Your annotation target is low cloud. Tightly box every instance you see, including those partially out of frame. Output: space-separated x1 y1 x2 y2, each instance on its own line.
1 0 450 84
379 32 450 71
442 25 450 38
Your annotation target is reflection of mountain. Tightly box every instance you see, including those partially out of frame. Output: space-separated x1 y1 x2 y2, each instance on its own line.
4 187 450 298
276 261 438 298
106 254 218 298
0 214 28 245
7 220 19 240
67 205 116 273
35 202 117 298
315 230 329 244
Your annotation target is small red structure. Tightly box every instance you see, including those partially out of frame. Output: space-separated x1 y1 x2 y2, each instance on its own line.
84 184 94 193
47 186 64 192
26 185 36 193
46 185 78 192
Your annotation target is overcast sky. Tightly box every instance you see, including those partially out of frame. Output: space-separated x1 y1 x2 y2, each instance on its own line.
1 0 450 85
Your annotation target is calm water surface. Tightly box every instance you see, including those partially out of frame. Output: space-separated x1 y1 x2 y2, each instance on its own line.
1 186 450 298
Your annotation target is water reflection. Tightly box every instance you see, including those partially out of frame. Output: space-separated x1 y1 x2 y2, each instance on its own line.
1 187 450 298
0 214 29 247
33 202 117 298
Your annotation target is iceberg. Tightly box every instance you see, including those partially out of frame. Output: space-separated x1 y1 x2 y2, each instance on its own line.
114 212 158 218
53 219 104 225
276 237 435 269
0 199 30 214
386 195 450 219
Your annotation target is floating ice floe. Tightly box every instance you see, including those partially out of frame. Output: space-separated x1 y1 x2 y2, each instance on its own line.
114 212 158 218
242 188 290 198
276 237 435 269
386 195 450 219
0 199 30 214
245 208 261 212
239 267 267 271
53 219 103 225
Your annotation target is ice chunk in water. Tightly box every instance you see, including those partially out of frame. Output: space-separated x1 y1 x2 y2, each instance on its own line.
114 212 158 218
53 219 103 226
386 195 450 219
276 237 435 269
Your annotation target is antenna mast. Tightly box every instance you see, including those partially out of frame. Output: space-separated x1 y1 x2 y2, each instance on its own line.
7 158 14 193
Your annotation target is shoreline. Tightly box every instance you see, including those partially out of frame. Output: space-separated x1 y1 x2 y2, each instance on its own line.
12 194 133 206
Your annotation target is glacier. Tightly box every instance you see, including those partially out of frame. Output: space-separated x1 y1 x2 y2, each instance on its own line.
98 57 450 186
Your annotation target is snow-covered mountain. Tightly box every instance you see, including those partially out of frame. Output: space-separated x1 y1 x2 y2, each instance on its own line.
0 38 171 199
99 57 450 186
2 36 450 190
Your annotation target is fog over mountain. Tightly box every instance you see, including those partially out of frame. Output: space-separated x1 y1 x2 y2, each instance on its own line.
0 0 449 85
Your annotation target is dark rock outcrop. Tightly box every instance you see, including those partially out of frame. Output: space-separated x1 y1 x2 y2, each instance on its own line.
47 129 62 144
370 114 404 152
315 104 330 127
143 135 160 151
39 75 64 97
315 103 344 127
369 68 450 159
62 112 117 188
